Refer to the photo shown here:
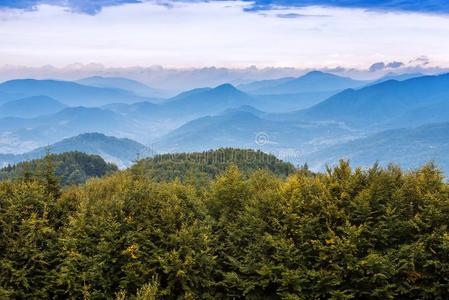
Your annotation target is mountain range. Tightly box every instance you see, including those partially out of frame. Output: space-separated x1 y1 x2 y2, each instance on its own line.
104 84 257 130
153 108 359 155
0 79 148 106
239 71 368 95
285 73 449 129
0 107 140 153
1 71 448 175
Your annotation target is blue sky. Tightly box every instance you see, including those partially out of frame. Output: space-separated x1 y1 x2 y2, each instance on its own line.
1 0 449 14
0 0 449 69
0 0 141 14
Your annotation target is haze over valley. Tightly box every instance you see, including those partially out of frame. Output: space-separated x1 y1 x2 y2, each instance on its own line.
0 70 448 174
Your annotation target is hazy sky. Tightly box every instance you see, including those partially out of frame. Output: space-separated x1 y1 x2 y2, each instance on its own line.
1 0 449 69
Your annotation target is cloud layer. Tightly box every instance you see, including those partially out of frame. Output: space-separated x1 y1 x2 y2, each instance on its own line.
242 0 449 14
1 1 449 69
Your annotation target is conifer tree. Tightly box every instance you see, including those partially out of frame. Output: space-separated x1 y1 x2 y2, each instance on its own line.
39 147 61 199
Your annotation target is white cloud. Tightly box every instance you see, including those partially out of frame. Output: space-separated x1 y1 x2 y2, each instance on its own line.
0 1 449 68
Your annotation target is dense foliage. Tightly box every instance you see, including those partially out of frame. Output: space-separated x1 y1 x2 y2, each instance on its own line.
1 155 449 299
131 148 296 182
0 151 118 186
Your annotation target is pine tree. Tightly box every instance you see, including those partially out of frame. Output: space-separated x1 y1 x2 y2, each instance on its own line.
39 148 61 199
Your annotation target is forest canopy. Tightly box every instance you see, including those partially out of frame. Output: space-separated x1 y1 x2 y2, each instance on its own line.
0 150 449 299
130 148 297 182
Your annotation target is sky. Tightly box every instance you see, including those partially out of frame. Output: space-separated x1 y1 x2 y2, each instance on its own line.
1 0 449 70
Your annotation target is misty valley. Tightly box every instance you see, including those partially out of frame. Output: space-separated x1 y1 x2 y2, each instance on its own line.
1 71 448 174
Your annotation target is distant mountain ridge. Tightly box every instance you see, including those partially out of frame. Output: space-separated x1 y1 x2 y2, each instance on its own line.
106 82 332 124
303 122 449 174
162 83 254 115
0 106 135 149
238 77 295 93
369 72 424 85
105 84 257 126
154 107 357 155
0 79 148 106
240 71 367 95
289 73 449 129
167 87 213 102
77 76 173 99
0 96 66 118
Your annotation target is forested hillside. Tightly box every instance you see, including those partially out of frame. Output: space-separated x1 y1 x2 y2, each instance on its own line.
0 133 149 169
1 155 449 299
0 151 118 186
130 148 297 182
